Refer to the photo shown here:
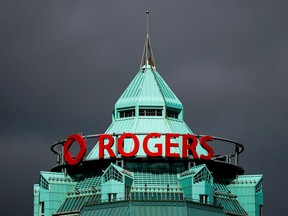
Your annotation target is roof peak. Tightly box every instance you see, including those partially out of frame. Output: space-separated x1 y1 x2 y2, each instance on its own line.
140 34 156 70
140 12 156 70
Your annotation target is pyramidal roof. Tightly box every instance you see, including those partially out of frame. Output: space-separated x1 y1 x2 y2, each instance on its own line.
115 66 183 109
115 34 183 109
87 34 207 160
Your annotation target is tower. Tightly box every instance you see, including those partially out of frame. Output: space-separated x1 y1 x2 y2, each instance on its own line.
34 19 263 216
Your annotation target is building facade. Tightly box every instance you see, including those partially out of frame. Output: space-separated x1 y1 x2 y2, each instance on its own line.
34 33 263 216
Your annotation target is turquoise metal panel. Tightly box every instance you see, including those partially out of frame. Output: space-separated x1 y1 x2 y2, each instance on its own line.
80 204 130 216
74 169 102 191
36 171 77 216
115 66 182 109
56 194 101 213
179 165 214 204
227 175 263 216
131 202 186 216
115 71 145 108
80 200 226 216
101 164 126 201
214 196 248 215
86 118 136 159
33 184 40 216
137 69 166 106
87 117 209 159
154 70 183 109
186 202 225 216
133 169 179 189
179 175 193 199
212 174 248 215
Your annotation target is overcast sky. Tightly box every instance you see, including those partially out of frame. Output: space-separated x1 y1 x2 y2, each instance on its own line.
1 0 287 215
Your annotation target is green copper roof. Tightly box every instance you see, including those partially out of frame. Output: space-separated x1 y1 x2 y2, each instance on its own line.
80 200 226 216
229 175 262 186
86 36 208 160
57 195 101 213
86 117 207 159
115 65 183 109
227 175 263 216
115 34 182 109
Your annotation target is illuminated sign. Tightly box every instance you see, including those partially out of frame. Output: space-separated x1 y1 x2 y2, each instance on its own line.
63 133 214 165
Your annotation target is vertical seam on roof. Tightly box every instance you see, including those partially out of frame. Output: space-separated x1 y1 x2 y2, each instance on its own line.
151 68 167 106
155 71 182 107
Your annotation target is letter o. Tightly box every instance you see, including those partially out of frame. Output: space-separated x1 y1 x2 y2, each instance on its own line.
118 133 139 157
63 134 87 165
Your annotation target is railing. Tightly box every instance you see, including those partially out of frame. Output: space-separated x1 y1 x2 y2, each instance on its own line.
84 195 222 208
51 133 244 166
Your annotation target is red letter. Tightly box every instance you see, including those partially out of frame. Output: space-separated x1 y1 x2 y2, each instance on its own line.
199 136 214 160
182 134 199 159
165 133 180 158
99 134 115 159
64 134 87 165
118 133 139 157
143 133 162 157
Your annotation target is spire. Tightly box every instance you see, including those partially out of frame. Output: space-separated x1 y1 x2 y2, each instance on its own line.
140 11 156 70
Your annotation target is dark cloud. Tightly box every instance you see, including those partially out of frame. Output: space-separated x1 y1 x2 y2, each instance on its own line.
1 0 287 215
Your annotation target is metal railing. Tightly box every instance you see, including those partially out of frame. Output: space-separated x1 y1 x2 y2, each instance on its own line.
51 133 244 166
84 195 222 207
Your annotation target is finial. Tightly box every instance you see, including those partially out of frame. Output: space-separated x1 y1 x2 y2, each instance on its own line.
146 10 149 35
139 10 156 70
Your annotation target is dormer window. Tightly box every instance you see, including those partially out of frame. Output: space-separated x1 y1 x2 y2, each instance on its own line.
139 108 162 116
118 108 135 118
167 108 181 119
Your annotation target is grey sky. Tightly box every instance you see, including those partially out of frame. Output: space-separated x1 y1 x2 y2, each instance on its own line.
1 1 287 215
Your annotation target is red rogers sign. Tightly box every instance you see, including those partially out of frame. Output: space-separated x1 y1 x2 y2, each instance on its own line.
63 133 214 165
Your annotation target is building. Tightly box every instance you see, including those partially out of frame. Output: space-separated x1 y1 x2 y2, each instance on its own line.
34 31 263 216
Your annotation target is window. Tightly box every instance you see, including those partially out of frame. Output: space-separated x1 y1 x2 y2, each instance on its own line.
119 109 135 118
167 108 180 119
40 176 49 190
39 202 44 216
193 167 212 184
260 205 263 216
199 194 208 204
139 109 162 116
103 166 123 183
108 193 117 202
125 186 130 200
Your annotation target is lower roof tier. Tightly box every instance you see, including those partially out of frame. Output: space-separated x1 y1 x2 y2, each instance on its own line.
45 161 262 216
